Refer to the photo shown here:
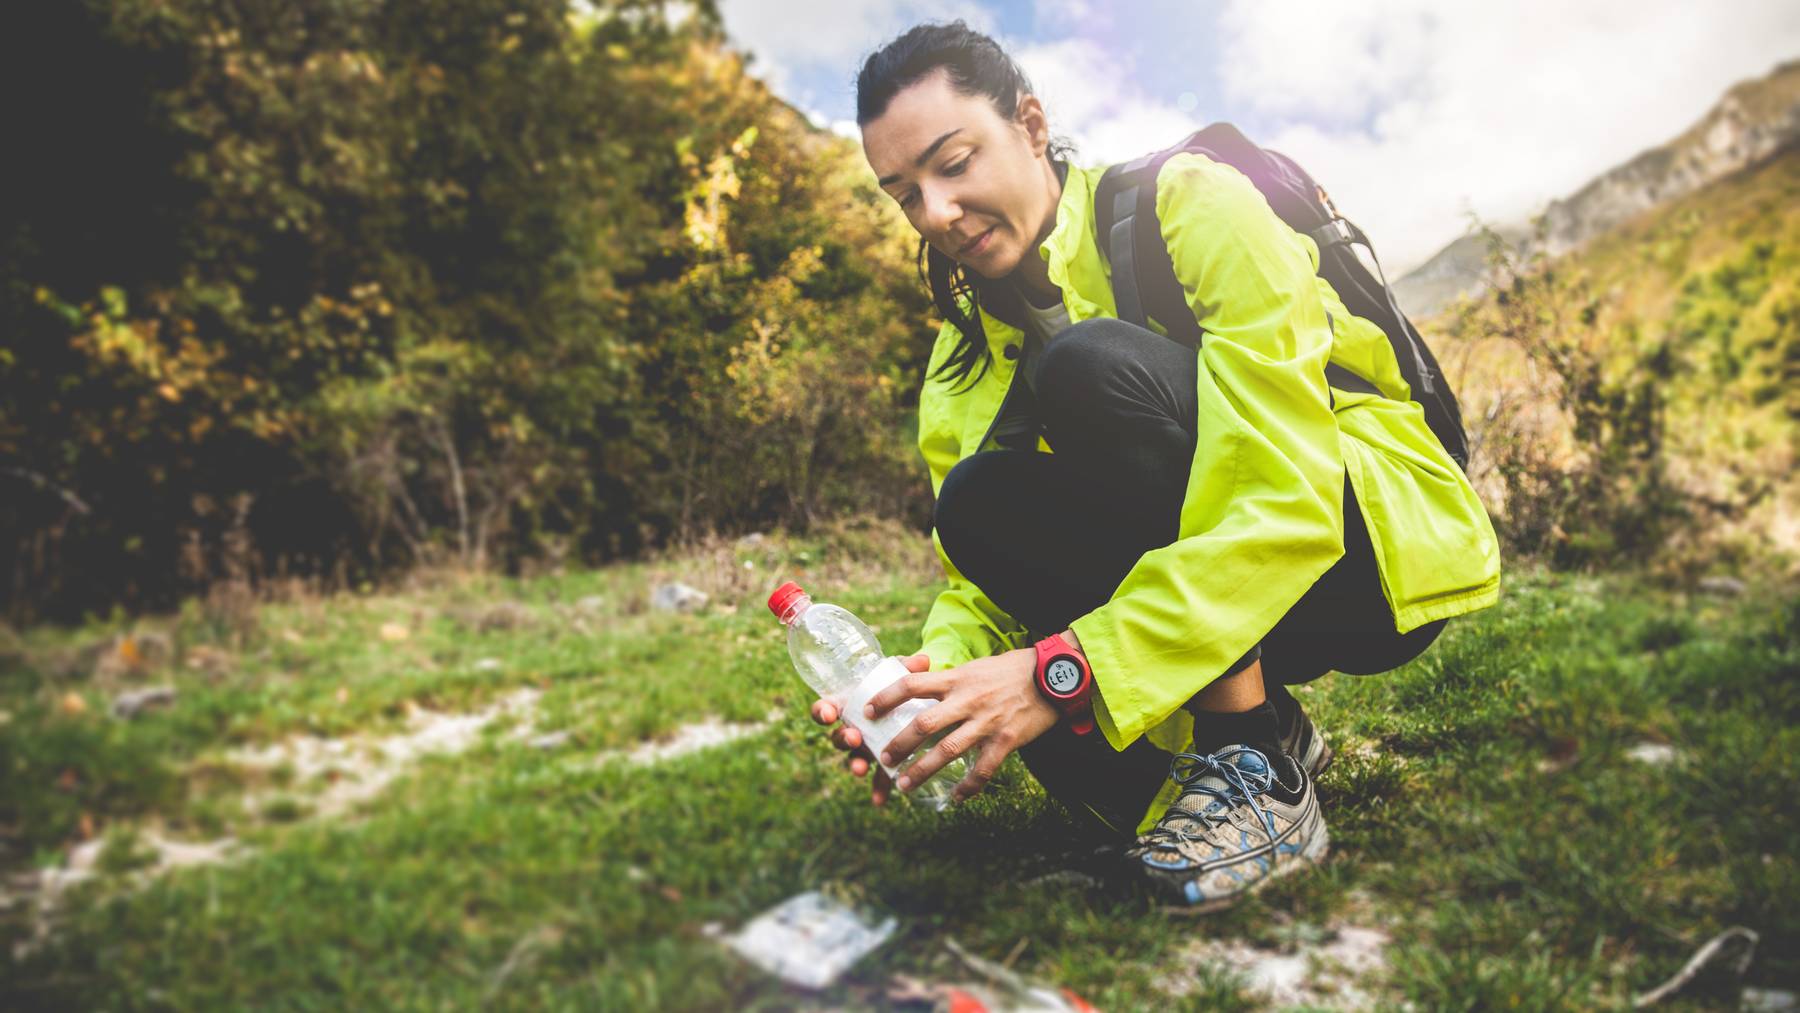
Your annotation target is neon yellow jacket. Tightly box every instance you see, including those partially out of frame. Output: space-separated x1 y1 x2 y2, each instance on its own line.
913 154 1501 824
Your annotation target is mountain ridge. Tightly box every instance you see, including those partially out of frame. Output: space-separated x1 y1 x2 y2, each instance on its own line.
1395 58 1800 318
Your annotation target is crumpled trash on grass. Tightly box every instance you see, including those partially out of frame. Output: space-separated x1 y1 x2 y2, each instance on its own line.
713 889 898 990
917 937 1097 1012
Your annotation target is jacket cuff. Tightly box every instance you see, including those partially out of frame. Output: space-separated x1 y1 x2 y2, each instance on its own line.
1069 609 1138 752
918 639 974 672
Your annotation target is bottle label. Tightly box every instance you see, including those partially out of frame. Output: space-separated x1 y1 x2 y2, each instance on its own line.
835 656 931 779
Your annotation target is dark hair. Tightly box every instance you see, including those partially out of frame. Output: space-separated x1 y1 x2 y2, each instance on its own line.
856 21 1073 394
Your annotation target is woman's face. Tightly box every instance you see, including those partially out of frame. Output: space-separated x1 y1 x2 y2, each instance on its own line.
862 69 1058 280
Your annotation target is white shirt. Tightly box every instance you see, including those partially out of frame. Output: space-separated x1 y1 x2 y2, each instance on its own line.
1019 292 1073 342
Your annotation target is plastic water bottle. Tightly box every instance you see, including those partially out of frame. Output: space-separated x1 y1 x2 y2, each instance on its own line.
768 581 970 810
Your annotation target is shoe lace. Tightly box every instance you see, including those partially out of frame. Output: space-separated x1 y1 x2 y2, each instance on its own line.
1144 746 1279 850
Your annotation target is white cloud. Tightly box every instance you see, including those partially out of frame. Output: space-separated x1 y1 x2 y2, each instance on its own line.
718 2 1196 164
1014 38 1201 163
716 0 994 101
1032 0 1107 34
722 0 1800 273
1217 0 1800 270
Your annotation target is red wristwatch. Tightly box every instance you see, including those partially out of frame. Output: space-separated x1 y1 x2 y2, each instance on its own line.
1033 632 1095 735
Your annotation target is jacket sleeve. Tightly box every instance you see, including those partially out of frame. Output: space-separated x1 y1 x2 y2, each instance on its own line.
913 323 1031 671
1069 152 1348 751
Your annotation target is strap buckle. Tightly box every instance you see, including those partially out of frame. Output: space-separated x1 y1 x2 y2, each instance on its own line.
1311 218 1354 249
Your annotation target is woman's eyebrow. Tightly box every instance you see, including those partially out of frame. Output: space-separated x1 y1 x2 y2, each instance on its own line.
878 128 964 186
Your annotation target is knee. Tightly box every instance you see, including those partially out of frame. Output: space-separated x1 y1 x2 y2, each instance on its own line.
934 452 1007 550
1336 619 1450 675
1034 318 1138 403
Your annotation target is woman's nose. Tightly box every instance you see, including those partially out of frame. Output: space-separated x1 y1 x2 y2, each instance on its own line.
918 184 961 235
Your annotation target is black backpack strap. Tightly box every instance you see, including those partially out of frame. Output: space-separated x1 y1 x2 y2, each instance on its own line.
1097 151 1164 337
1097 148 1208 349
1307 217 1438 396
1097 148 1382 398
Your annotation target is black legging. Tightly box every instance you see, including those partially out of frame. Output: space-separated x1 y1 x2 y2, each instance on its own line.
933 316 1445 836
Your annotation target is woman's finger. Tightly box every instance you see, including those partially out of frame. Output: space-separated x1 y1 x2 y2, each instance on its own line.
811 699 839 726
871 767 893 807
878 698 962 770
847 754 869 778
830 724 864 753
864 670 949 720
951 740 1011 803
900 652 932 673
896 721 982 795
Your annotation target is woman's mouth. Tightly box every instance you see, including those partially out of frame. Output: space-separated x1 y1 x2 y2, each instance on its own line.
958 227 996 256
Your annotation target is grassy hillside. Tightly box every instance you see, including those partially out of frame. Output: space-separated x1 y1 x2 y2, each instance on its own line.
3 523 1796 1009
1436 146 1800 572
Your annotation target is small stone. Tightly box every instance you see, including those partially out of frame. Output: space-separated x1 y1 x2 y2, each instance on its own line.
527 731 571 751
1625 742 1679 766
737 532 766 547
474 602 534 632
1697 576 1747 597
474 657 503 673
112 686 177 719
651 582 709 614
379 623 410 642
1743 987 1798 1011
58 692 88 717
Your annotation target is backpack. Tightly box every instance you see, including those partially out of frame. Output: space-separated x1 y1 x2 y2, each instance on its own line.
1094 123 1471 471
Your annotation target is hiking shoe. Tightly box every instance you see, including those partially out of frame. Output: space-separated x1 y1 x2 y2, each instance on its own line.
1279 694 1334 781
1127 745 1329 913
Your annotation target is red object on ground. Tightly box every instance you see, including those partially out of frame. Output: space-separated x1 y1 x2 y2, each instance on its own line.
943 986 1097 1012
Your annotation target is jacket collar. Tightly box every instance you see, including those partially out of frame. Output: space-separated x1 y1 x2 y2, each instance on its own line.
969 158 1112 339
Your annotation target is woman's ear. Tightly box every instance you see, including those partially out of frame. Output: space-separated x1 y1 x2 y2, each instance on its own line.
1015 93 1050 157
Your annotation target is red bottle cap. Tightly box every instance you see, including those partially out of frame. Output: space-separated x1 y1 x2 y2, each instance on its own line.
766 581 808 619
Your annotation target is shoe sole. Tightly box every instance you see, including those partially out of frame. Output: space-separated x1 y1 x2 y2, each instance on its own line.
1158 821 1332 916
1290 718 1334 781
1308 732 1335 780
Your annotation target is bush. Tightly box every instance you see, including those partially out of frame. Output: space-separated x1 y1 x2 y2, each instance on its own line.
0 0 934 620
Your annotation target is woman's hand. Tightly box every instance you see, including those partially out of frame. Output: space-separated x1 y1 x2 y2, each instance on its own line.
864 645 1060 804
809 652 932 806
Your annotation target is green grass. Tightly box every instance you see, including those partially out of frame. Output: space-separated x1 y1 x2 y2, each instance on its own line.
3 525 1796 1009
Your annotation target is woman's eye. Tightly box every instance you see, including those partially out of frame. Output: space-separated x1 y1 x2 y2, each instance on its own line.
944 155 972 176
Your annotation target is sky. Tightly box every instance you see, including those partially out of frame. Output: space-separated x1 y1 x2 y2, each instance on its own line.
717 0 1800 273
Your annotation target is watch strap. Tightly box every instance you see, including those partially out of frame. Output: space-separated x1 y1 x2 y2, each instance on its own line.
1034 633 1096 736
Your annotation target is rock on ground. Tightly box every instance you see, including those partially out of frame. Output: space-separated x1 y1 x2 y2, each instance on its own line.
651 582 709 613
111 686 177 719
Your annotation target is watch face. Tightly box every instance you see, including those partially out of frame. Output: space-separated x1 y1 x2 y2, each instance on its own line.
1045 656 1084 696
